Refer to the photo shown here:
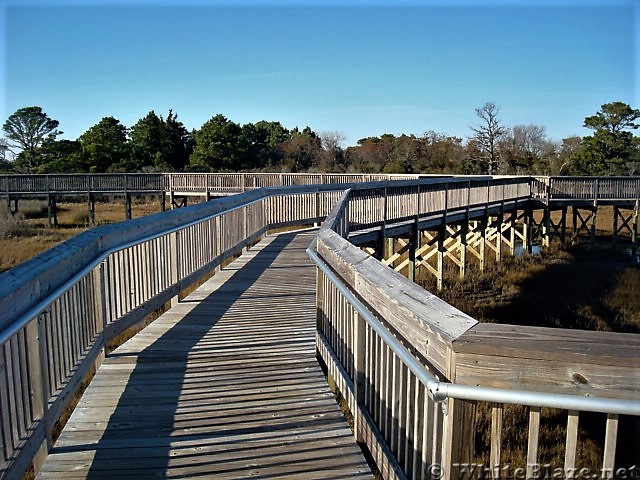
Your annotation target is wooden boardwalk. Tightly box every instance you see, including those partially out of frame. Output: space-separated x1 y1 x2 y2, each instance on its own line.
37 231 371 479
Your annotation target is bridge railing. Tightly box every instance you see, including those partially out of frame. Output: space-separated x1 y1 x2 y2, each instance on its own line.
534 176 640 204
346 177 531 232
0 172 423 197
0 173 165 194
309 177 640 480
163 172 421 193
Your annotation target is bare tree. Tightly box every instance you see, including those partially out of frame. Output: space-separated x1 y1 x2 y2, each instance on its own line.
470 102 506 175
500 124 556 174
0 138 10 161
318 131 346 171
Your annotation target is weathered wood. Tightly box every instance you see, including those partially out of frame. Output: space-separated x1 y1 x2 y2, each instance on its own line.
452 323 640 398
317 228 477 379
490 406 503 478
317 328 406 480
602 414 618 479
37 232 370 479
564 411 579 476
442 398 476 480
526 407 541 480
353 312 366 443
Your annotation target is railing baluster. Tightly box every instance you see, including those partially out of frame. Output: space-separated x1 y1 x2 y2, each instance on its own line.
602 414 618 479
526 406 541 479
564 410 579 477
491 405 503 478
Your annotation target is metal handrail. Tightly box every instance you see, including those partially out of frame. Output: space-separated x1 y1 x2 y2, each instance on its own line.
310 216 640 416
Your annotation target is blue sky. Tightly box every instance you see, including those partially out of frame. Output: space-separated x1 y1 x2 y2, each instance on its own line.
1 0 638 146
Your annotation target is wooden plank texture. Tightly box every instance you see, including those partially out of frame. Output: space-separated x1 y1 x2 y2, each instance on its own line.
37 231 371 479
453 323 640 398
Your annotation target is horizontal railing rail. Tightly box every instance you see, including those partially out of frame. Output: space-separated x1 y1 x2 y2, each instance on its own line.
310 178 640 480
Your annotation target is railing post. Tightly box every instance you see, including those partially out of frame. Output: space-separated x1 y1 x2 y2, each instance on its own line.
441 398 476 480
95 261 109 358
542 207 551 248
352 311 366 443
36 311 53 454
22 311 48 476
546 177 552 203
602 414 618 479
632 199 639 260
168 174 175 210
243 205 249 248
377 188 388 260
170 231 180 306
564 411 579 478
486 179 491 207
490 406 503 479
124 174 132 220
526 406 541 480
343 199 350 238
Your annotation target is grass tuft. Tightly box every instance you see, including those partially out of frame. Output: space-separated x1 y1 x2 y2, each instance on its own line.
0 211 33 239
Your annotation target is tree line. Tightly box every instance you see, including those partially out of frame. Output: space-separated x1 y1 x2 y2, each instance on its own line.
1 102 638 176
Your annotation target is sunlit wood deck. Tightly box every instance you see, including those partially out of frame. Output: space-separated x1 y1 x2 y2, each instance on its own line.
36 230 371 479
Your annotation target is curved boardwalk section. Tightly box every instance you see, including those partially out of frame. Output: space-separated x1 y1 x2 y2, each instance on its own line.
37 231 371 479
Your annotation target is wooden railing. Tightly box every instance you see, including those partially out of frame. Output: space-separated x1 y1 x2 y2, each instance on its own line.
164 172 420 193
310 178 640 480
2 174 640 204
533 176 640 204
1 176 639 480
0 173 164 194
0 173 420 196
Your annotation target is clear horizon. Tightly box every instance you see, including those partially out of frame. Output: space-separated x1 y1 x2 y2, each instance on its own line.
2 0 638 147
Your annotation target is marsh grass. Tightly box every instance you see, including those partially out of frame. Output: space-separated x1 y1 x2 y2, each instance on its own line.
0 211 33 239
0 199 162 273
419 244 640 333
417 240 640 472
473 404 604 473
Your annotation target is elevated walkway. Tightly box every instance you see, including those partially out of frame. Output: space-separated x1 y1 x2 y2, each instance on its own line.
36 231 371 479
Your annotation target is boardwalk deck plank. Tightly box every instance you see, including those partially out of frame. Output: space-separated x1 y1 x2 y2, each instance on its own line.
37 231 371 479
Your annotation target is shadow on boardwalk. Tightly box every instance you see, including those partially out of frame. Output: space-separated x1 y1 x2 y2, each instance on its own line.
39 232 371 479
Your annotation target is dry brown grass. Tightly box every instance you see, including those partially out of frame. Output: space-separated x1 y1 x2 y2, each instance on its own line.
419 243 640 333
416 237 640 471
473 403 604 473
1 198 163 273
